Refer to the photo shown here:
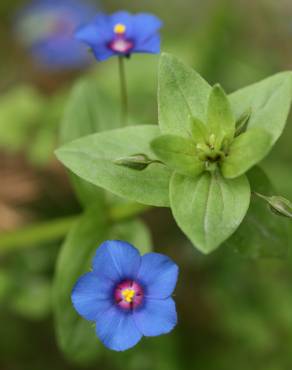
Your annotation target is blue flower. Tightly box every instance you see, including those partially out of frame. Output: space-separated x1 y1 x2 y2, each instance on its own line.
72 240 178 351
14 0 98 70
75 11 163 61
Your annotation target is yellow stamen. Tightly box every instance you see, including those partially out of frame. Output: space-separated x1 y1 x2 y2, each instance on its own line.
121 288 135 303
114 23 126 34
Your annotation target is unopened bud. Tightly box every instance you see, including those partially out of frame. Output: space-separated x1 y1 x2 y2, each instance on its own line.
267 196 292 218
113 153 159 171
235 108 252 136
255 192 292 219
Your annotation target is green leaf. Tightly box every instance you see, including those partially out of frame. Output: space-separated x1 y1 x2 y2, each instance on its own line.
190 116 209 144
229 72 292 149
170 171 250 253
207 84 235 146
56 125 171 207
53 206 107 365
224 167 290 258
222 128 272 178
60 77 120 208
158 53 211 137
151 134 204 177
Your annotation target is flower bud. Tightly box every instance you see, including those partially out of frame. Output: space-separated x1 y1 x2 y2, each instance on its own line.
235 108 252 136
255 192 292 218
267 196 292 218
113 153 160 171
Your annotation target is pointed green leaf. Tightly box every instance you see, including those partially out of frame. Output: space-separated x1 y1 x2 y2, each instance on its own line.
229 72 292 148
207 84 235 146
56 125 171 207
151 134 204 177
224 167 290 258
60 77 120 208
190 116 209 143
170 171 250 253
158 53 211 137
222 128 272 179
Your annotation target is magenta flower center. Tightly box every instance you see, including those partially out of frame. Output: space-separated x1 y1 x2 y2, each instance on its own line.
114 280 144 309
108 23 134 54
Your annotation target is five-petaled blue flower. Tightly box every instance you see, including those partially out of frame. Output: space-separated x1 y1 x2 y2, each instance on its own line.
75 11 163 61
14 0 97 70
72 240 178 351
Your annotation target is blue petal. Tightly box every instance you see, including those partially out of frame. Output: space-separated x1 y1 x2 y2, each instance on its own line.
137 253 178 299
133 13 162 43
75 13 112 46
71 272 114 321
93 240 141 281
134 298 177 337
134 34 161 54
95 307 142 351
91 45 115 61
109 11 134 38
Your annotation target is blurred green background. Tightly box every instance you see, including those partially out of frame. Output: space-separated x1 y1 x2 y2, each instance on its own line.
1 0 292 369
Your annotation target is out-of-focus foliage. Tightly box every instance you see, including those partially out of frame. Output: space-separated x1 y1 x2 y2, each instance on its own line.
1 0 292 369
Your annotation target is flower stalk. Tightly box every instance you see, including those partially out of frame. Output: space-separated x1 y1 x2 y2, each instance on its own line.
118 56 128 126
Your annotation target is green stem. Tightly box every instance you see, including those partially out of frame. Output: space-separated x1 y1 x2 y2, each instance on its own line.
252 191 269 201
118 56 128 126
0 216 78 254
0 202 150 254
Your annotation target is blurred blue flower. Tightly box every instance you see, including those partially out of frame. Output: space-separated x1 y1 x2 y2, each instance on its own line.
72 240 178 351
75 11 163 61
14 0 97 70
